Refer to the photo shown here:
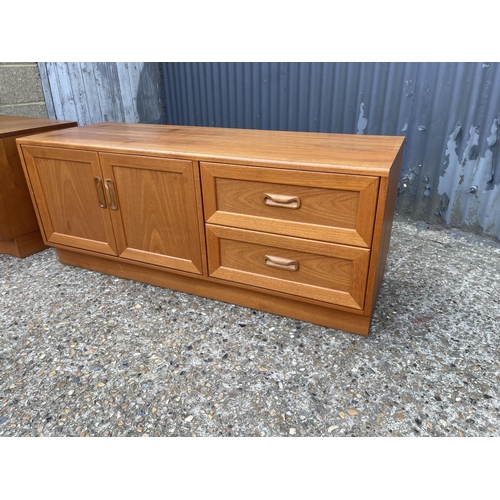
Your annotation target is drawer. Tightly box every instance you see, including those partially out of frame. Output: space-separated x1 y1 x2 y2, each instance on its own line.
206 224 370 310
201 162 379 248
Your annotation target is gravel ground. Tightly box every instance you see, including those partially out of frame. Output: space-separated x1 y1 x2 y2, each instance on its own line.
1 215 499 437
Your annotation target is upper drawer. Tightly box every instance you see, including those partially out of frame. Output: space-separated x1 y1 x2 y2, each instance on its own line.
200 162 379 248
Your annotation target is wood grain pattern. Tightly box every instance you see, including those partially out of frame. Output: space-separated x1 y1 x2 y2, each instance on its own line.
16 122 405 176
16 122 404 336
20 146 118 256
0 115 76 139
0 116 76 257
201 162 379 247
99 153 204 274
191 160 208 276
1 138 32 241
365 142 405 314
206 225 370 309
0 230 46 258
57 247 372 335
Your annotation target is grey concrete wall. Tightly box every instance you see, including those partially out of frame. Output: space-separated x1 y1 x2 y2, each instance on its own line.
0 62 48 118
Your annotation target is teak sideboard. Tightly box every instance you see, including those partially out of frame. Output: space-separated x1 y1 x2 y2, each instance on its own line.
0 115 77 257
16 122 404 336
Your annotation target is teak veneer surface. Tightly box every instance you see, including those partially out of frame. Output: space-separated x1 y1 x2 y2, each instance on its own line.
17 122 405 176
17 122 405 336
206 224 370 309
20 146 205 276
57 248 373 336
0 115 77 257
0 116 76 139
200 162 380 247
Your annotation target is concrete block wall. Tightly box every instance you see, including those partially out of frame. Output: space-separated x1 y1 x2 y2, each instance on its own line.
0 62 48 118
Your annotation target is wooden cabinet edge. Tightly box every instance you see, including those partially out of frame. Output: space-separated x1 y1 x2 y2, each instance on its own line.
57 247 372 336
14 125 404 335
191 160 209 276
1 121 77 140
0 121 77 258
49 240 371 317
16 143 51 247
364 142 405 315
0 231 46 258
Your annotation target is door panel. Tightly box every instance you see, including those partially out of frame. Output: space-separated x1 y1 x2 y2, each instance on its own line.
20 146 118 255
99 153 203 274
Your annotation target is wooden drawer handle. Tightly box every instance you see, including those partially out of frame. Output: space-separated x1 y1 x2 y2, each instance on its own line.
264 255 299 271
104 179 118 210
94 177 107 208
264 193 301 209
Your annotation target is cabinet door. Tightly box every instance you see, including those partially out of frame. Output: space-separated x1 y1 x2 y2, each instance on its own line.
99 153 204 274
21 146 118 255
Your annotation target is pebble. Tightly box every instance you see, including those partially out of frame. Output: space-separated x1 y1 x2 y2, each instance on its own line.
0 218 499 438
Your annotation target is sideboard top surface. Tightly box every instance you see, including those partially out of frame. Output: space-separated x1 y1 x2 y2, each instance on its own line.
17 122 405 177
0 115 77 139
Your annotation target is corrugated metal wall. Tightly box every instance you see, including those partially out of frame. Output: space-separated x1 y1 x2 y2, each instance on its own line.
162 62 500 239
39 62 167 125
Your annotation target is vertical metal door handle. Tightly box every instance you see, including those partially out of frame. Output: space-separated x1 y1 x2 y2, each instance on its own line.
104 179 118 210
264 255 299 271
94 177 107 208
264 193 301 209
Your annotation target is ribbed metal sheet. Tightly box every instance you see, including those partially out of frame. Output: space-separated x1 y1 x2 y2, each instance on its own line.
39 62 166 125
162 62 500 239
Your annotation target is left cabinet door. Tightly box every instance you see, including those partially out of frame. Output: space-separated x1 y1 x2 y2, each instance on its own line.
21 146 118 256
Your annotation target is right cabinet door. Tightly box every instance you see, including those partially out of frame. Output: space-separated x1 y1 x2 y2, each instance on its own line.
99 153 204 275
21 146 118 256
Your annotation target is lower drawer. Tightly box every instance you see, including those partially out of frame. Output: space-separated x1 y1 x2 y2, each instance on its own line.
206 224 370 310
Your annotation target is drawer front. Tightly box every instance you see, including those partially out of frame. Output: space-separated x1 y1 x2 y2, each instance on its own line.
201 162 379 248
206 224 370 310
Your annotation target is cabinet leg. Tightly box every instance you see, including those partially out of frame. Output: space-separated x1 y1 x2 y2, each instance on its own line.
0 231 47 258
56 247 372 336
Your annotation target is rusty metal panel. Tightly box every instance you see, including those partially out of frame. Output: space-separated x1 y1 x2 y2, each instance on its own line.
38 62 166 126
162 62 500 239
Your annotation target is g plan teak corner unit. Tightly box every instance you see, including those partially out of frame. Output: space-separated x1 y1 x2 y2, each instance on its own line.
16 122 404 336
0 115 77 258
